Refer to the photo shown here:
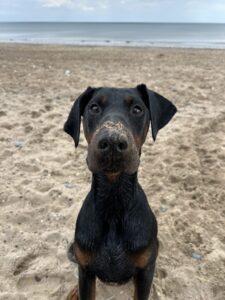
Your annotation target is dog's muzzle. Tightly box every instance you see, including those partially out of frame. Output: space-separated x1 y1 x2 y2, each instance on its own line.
97 131 128 155
86 121 140 175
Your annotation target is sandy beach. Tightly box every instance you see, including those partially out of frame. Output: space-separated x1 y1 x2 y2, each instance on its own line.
0 43 225 300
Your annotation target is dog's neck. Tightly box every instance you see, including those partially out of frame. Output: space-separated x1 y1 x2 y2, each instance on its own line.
91 173 138 217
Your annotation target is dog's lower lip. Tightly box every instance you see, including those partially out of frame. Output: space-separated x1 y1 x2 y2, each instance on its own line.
103 168 120 173
100 159 123 173
105 170 121 175
102 164 123 173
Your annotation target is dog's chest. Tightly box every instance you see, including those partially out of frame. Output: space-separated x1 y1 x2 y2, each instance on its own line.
75 187 154 283
92 219 136 283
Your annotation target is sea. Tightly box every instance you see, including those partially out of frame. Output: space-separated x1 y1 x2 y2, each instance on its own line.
0 22 225 49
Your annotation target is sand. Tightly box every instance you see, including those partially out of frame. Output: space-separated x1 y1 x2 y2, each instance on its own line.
0 44 225 300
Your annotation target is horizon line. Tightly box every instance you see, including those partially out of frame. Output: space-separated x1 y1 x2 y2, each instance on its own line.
1 21 225 24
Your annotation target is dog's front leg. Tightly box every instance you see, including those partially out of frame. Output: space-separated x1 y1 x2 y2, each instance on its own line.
134 262 156 300
78 265 96 300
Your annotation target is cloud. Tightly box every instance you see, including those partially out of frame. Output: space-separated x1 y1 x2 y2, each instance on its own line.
41 0 73 8
2 0 223 22
39 0 225 13
40 0 172 11
40 0 108 10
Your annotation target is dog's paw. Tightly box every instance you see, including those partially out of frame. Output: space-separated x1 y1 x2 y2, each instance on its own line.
67 286 79 300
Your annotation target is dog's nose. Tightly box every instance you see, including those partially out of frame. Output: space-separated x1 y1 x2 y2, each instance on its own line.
97 133 128 153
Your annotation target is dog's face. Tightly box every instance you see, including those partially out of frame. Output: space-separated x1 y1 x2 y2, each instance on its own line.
82 88 150 175
64 84 177 176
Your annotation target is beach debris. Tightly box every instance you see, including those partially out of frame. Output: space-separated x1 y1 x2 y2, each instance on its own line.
192 252 203 260
65 69 71 76
160 206 168 212
14 140 24 149
64 182 77 189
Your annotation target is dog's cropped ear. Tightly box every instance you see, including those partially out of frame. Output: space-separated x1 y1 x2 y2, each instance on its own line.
64 87 96 147
137 84 177 141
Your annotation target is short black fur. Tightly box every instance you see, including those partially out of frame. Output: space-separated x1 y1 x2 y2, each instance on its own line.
75 173 158 284
64 84 177 300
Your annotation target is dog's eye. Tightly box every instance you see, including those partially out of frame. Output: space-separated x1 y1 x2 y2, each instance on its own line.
132 105 143 115
89 104 101 114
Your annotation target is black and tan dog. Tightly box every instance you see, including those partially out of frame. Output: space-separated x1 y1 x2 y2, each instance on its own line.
64 84 177 300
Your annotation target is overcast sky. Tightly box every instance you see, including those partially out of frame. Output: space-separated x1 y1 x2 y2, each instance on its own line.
0 0 225 23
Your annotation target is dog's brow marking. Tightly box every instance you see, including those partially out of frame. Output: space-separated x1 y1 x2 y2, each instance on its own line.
124 96 133 104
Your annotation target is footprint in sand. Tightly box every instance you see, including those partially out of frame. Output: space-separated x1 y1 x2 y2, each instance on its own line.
14 253 64 296
31 111 42 119
35 181 54 193
0 293 27 300
42 126 51 134
1 122 16 130
44 104 53 112
15 162 40 173
14 254 37 276
184 230 203 247
152 268 168 300
0 150 13 160
46 113 62 120
174 219 188 233
24 124 33 134
0 110 7 117
16 273 62 294
156 267 168 279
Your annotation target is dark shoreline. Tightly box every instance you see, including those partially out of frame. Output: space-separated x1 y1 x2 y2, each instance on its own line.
1 41 225 50
1 22 225 49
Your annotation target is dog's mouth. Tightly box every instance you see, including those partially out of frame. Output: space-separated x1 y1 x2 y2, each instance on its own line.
98 150 128 172
87 150 139 176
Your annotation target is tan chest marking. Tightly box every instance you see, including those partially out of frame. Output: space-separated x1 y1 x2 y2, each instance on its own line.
74 243 93 267
130 246 152 269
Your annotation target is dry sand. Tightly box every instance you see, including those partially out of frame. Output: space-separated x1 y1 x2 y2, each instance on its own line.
0 44 225 300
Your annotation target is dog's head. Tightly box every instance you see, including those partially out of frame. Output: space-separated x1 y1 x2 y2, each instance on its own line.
64 84 177 177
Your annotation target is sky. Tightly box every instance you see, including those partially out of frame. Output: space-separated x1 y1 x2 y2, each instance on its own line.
0 0 225 23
